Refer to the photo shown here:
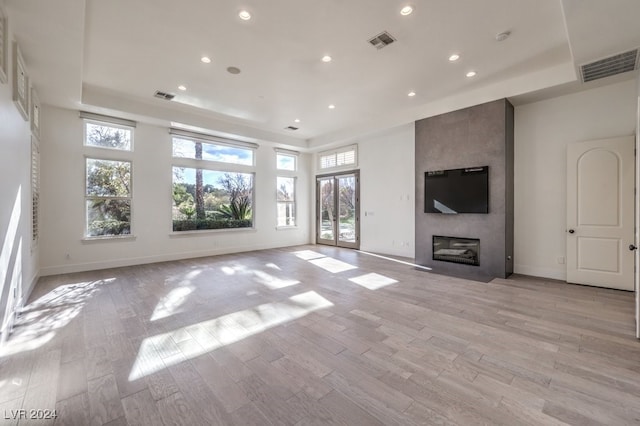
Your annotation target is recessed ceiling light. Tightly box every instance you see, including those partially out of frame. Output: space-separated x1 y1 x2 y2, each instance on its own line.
466 71 477 77
239 10 251 20
328 104 336 109
449 54 460 62
178 85 187 91
294 119 300 123
227 66 241 74
201 56 211 64
400 5 413 16
408 91 416 97
322 55 332 63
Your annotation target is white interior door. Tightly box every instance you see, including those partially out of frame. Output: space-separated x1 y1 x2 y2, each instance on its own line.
636 97 639 338
566 136 635 291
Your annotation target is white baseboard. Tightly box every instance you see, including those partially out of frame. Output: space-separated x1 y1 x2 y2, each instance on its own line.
39 240 311 276
514 263 566 281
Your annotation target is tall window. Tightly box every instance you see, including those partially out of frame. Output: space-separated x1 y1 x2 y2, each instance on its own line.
82 114 135 238
277 177 296 227
276 149 298 227
85 159 132 237
171 131 256 232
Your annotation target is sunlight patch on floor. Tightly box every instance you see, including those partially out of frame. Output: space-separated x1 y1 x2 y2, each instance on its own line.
0 279 110 358
150 286 194 321
358 250 432 271
309 257 357 274
293 250 326 261
221 264 249 275
265 263 281 270
253 270 300 289
129 290 333 381
349 273 398 290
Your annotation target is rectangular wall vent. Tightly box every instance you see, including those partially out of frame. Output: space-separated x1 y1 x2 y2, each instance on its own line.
154 90 176 101
580 49 639 83
368 31 396 49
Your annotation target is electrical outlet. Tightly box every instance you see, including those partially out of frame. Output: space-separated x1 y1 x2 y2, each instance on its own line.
557 256 565 264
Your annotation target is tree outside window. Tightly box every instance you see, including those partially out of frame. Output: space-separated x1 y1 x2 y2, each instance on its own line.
277 177 296 227
172 167 253 231
85 158 131 237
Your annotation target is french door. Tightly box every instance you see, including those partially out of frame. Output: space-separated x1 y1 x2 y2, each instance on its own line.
316 171 360 249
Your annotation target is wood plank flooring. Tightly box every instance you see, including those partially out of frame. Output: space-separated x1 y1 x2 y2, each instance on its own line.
1 245 639 425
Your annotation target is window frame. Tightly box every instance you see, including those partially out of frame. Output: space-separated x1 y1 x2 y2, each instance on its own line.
171 133 258 233
318 144 358 171
170 128 257 167
276 175 297 229
83 119 134 152
276 150 297 172
84 156 134 239
81 115 136 241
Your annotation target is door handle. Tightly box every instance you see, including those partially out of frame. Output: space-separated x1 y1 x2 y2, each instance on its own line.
630 244 638 251
568 229 575 234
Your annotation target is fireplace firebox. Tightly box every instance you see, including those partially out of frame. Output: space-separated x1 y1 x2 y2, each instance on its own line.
433 236 480 266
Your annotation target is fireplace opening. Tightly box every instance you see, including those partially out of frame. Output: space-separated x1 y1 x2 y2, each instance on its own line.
433 236 480 266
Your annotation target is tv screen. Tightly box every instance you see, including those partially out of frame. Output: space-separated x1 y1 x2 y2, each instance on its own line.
424 166 489 214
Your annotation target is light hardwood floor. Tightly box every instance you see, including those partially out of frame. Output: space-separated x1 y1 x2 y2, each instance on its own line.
1 245 639 425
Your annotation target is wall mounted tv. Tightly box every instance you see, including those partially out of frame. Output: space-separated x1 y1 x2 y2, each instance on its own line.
424 166 489 214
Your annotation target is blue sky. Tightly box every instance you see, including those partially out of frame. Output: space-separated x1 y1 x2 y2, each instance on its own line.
173 138 253 165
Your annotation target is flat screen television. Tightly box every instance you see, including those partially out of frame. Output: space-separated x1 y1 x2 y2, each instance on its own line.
424 166 489 214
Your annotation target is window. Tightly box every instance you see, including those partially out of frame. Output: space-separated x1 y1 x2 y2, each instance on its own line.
84 121 133 151
319 144 357 170
85 158 132 237
31 137 40 245
173 137 254 166
82 115 136 238
171 131 256 232
277 177 296 227
276 152 297 171
172 167 254 231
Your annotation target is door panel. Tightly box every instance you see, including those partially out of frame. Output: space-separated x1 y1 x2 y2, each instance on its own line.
337 175 357 246
317 171 359 249
567 136 634 291
317 177 336 245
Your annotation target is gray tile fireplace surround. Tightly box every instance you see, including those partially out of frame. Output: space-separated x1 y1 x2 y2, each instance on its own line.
415 99 514 280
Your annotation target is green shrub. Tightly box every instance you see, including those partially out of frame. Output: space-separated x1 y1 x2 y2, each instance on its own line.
172 218 252 232
88 220 131 236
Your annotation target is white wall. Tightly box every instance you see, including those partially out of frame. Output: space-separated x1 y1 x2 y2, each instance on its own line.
358 123 415 258
0 27 39 341
514 78 637 280
39 106 311 275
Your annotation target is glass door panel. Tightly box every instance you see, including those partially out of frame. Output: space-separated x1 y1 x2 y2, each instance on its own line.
316 171 359 249
338 175 357 246
317 177 336 245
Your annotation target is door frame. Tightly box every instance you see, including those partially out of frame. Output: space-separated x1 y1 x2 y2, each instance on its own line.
566 137 635 291
316 170 360 249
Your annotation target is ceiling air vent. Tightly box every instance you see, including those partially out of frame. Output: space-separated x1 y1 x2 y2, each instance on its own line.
368 31 396 50
580 49 639 83
285 126 299 131
154 90 176 101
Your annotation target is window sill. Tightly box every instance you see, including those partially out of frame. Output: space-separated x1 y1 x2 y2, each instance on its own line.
82 235 137 243
276 226 298 231
169 227 257 237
